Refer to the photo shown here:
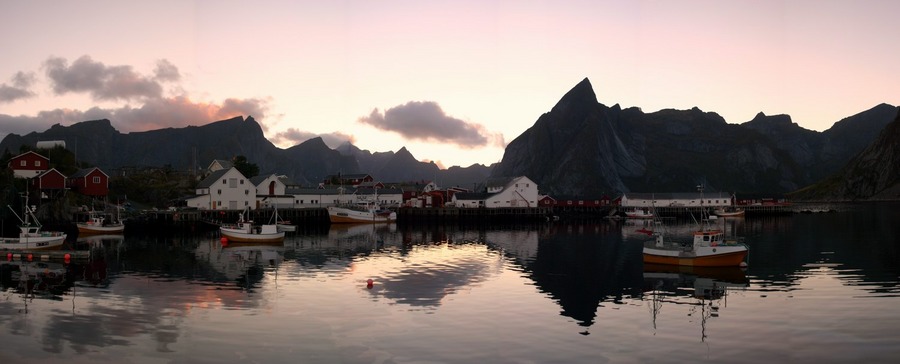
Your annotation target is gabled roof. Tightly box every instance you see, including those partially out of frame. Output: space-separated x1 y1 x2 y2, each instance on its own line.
209 159 232 169
69 167 108 178
36 168 65 179
196 168 237 188
10 150 49 161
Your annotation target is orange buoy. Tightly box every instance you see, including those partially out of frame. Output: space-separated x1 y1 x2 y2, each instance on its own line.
366 279 374 288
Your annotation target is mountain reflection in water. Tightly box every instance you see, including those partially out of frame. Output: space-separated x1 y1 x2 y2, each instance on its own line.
0 202 898 363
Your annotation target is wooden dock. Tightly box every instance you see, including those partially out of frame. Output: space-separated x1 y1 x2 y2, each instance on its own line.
2 250 92 263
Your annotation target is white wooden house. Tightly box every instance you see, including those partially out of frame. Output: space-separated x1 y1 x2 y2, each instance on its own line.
452 176 539 208
185 167 255 210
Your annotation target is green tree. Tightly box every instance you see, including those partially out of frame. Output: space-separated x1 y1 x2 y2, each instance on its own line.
232 155 259 178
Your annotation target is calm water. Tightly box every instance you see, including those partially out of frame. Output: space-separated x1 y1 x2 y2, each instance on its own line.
2 202 899 363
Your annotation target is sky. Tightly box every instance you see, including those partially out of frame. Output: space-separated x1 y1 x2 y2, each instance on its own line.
1 1 898 169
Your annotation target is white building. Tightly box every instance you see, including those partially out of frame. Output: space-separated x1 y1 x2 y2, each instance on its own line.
185 167 255 210
452 176 539 208
619 192 733 208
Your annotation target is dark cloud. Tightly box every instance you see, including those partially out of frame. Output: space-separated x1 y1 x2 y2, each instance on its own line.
43 55 166 101
357 101 504 148
0 71 36 102
153 59 180 82
271 128 355 148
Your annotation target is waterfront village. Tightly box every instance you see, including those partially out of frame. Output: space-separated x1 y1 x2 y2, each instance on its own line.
5 147 793 231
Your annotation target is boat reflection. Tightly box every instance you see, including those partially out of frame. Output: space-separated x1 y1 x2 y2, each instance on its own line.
195 240 284 282
642 264 749 341
0 259 70 300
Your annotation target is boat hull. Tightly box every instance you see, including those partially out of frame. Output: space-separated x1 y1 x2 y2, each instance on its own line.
0 235 67 251
643 246 748 267
327 206 397 224
77 223 125 234
220 228 284 244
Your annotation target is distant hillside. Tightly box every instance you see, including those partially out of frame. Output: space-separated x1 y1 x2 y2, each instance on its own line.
0 117 489 188
790 108 900 200
491 78 897 197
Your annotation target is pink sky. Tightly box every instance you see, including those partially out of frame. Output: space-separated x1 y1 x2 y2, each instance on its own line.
1 0 898 169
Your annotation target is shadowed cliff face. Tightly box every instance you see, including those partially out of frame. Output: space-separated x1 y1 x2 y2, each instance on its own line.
797 108 900 200
491 78 897 197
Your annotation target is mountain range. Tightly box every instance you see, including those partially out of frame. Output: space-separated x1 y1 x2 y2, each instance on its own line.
1 77 897 200
490 78 898 198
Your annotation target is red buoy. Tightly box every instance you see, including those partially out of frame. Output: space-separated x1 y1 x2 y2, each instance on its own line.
220 237 229 247
366 279 374 288
64 253 71 263
6 253 11 261
27 253 33 261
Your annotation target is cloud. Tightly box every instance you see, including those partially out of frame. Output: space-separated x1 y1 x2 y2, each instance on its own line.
358 101 504 148
271 128 356 148
43 55 170 101
153 59 180 82
0 71 37 103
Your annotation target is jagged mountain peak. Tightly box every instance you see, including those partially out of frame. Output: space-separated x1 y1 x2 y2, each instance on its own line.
550 77 598 113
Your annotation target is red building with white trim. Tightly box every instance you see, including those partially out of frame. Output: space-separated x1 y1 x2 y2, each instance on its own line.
68 167 110 196
7 151 49 179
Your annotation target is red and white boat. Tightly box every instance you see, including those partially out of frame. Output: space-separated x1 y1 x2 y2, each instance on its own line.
642 185 748 267
625 208 654 219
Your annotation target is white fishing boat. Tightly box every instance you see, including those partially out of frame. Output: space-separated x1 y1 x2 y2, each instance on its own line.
269 206 296 232
642 185 748 267
77 207 125 234
327 203 397 224
328 188 397 224
220 208 285 244
625 208 654 219
1 194 67 251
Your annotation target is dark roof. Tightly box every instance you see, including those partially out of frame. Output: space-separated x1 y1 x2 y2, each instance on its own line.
454 192 493 200
69 167 108 178
196 169 231 188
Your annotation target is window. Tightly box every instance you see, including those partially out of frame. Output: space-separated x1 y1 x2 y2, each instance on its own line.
222 179 226 184
93 176 101 184
35 161 41 167
217 189 222 195
245 190 249 195
240 179 244 184
20 160 26 166
229 178 237 188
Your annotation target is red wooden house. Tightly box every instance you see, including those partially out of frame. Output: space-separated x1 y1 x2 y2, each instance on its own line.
31 168 68 199
68 167 109 196
8 151 49 179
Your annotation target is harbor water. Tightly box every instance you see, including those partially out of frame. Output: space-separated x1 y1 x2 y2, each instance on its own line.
1 202 899 363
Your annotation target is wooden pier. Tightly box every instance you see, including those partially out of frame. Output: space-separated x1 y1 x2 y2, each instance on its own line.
2 250 92 263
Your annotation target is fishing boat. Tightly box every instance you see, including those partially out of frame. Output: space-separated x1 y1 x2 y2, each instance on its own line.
269 206 296 232
713 207 745 217
220 208 284 244
625 208 654 219
327 203 397 224
77 207 125 234
1 194 67 251
642 185 748 267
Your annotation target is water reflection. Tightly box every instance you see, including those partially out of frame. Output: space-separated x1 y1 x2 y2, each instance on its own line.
1 203 899 362
642 264 749 341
